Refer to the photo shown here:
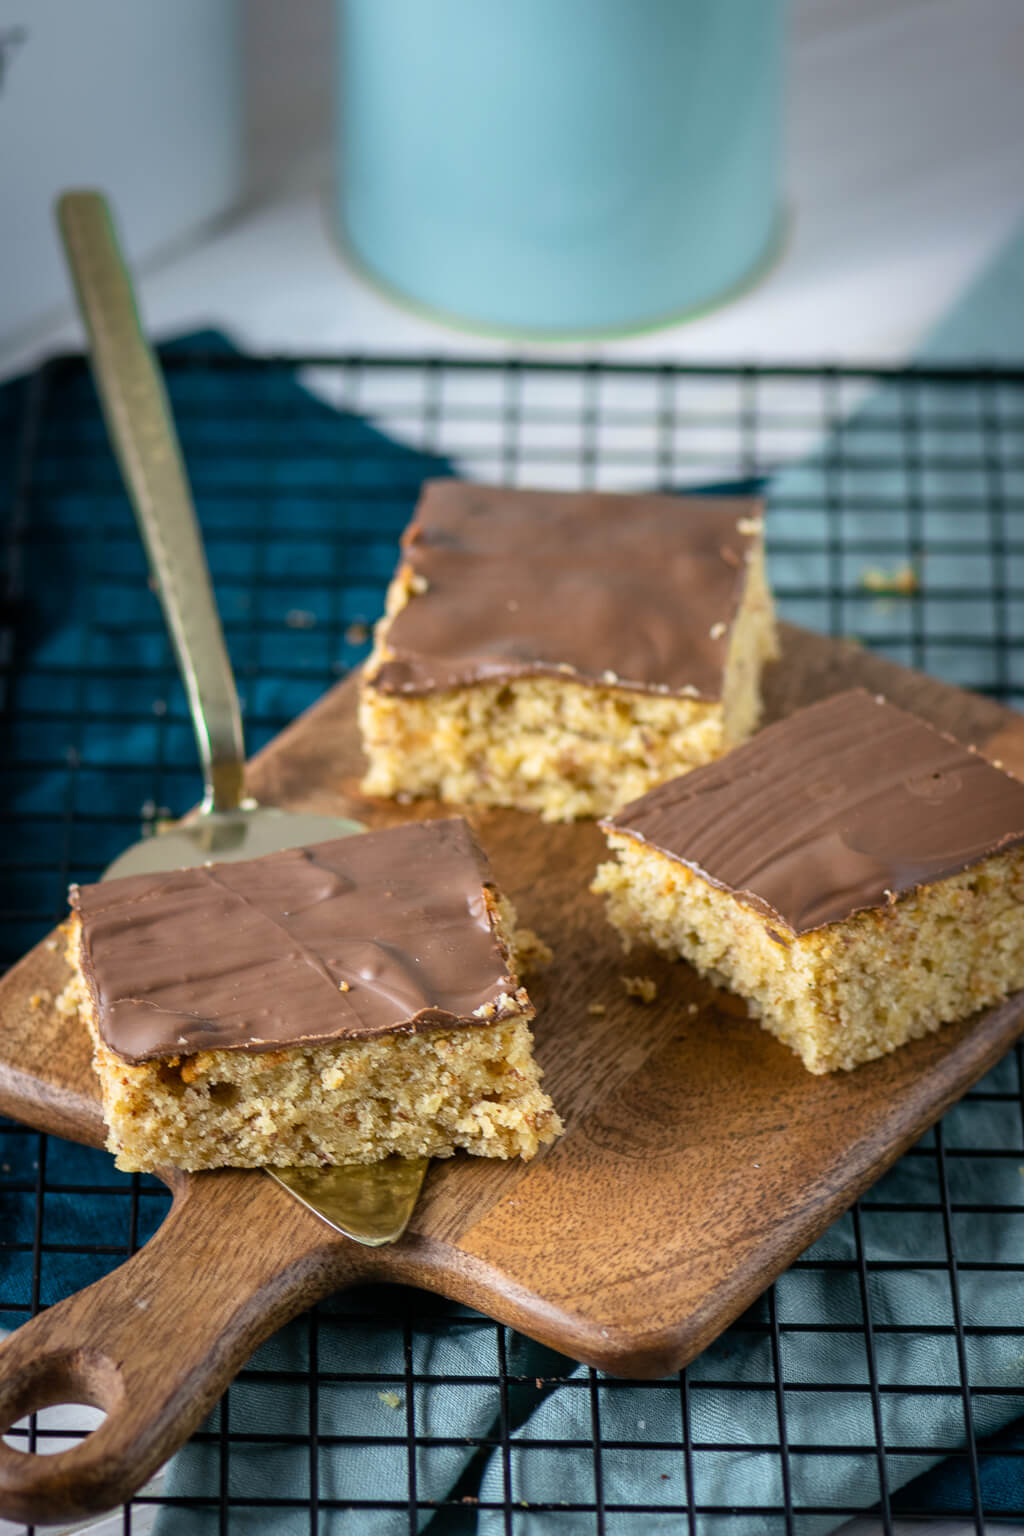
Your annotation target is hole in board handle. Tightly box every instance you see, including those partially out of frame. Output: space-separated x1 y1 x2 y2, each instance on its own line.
3 1402 107 1455
0 1349 123 1456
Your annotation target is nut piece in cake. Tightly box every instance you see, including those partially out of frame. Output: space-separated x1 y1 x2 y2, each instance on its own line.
592 689 1024 1073
359 480 778 821
59 818 561 1172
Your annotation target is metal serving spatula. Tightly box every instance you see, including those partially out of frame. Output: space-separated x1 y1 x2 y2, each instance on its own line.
56 190 427 1245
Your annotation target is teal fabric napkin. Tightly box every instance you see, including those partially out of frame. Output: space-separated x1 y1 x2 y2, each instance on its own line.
476 1085 1024 1531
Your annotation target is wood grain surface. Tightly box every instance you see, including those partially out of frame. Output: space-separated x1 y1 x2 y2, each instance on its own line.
2 622 1024 1523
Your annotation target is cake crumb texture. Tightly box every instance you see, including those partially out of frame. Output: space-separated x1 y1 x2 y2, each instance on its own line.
593 831 1024 1073
62 895 561 1172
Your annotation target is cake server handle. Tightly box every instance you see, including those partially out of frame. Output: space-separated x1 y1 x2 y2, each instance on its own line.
0 1169 369 1526
56 190 246 816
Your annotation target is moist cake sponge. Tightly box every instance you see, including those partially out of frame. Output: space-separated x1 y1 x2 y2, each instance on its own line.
359 480 778 822
59 819 561 1172
592 690 1024 1073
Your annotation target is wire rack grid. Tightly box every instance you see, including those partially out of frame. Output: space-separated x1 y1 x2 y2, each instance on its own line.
2 351 1024 1535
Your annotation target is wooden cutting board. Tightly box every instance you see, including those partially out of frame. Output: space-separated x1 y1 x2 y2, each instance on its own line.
2 622 1024 1525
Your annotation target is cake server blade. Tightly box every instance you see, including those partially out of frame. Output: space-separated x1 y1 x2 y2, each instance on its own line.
267 1158 430 1246
57 188 427 1247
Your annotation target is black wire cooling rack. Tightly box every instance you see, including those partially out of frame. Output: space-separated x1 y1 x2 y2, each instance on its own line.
3 351 1024 1535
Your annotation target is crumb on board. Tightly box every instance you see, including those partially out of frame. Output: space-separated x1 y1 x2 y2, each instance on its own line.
29 991 51 1010
587 1001 607 1016
44 938 58 952
55 988 78 1017
621 975 658 1004
860 564 919 595
377 1390 402 1409
515 926 553 973
687 1002 700 1015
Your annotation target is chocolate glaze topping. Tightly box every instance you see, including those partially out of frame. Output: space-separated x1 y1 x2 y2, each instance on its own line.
369 480 762 699
603 689 1024 936
71 819 526 1064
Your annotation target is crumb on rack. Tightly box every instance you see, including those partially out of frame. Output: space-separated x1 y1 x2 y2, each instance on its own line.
285 608 317 629
377 1390 402 1409
861 564 919 595
587 1001 607 1016
345 620 370 645
621 975 658 1004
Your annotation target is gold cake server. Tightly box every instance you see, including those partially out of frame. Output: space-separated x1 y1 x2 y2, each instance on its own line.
56 189 427 1246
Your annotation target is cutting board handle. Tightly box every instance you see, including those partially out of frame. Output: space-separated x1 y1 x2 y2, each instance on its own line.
0 1168 361 1526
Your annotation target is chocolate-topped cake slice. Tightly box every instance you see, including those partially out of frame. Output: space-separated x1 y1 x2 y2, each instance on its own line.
359 480 777 821
58 818 561 1172
592 689 1024 1072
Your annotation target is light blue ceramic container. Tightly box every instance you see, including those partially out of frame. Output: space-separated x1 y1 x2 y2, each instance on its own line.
336 0 785 338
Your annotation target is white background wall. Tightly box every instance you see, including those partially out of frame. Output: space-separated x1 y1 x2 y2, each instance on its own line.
2 0 1023 379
